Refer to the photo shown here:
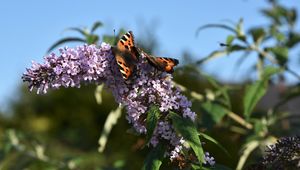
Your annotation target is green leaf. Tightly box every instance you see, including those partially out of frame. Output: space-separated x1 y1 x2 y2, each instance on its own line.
226 35 235 45
196 50 227 65
198 132 230 157
201 102 228 123
243 81 266 118
243 67 281 118
269 26 286 42
286 32 300 48
86 35 99 44
113 159 125 168
261 66 282 79
261 8 282 25
191 164 211 170
65 27 89 37
287 8 297 27
169 111 204 164
146 106 160 144
196 24 236 37
142 143 166 170
227 44 247 53
266 46 289 66
91 21 103 33
249 28 266 44
103 35 117 46
47 37 86 53
236 18 246 42
253 118 268 136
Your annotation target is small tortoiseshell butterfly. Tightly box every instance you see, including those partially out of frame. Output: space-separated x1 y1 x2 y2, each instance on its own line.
113 31 179 79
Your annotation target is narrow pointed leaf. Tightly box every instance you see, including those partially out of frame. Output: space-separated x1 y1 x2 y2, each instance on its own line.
91 21 103 33
169 111 204 164
199 132 230 157
196 50 227 65
286 32 300 48
236 18 244 37
266 46 289 66
65 27 88 36
201 102 228 123
227 44 247 53
146 106 160 144
243 80 267 118
226 35 235 45
47 37 86 53
196 24 236 37
243 67 281 118
261 67 282 80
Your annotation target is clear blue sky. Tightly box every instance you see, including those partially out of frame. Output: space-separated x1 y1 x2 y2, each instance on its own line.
0 0 298 111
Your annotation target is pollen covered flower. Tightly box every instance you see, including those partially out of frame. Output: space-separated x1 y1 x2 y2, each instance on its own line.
22 42 212 164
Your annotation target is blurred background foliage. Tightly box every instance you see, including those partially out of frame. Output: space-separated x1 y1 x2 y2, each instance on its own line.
1 0 300 169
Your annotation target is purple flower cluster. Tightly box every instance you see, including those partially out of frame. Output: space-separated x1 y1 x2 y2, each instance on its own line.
22 44 111 94
22 43 212 164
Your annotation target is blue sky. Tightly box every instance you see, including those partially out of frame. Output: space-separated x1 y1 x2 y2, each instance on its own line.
0 0 299 111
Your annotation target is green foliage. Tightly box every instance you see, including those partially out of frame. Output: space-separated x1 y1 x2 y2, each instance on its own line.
145 106 160 144
194 1 300 169
243 67 281 118
198 133 229 157
201 102 228 123
169 111 204 164
249 28 266 44
48 21 104 52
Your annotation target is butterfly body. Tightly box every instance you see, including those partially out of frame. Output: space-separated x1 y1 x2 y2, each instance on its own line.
113 31 179 79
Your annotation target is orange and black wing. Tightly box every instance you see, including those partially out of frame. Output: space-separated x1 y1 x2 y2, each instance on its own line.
112 31 139 79
138 48 179 73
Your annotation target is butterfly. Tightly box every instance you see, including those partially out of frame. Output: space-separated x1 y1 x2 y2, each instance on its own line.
112 31 179 80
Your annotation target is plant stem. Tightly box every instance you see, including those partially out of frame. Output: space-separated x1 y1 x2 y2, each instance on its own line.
227 111 253 129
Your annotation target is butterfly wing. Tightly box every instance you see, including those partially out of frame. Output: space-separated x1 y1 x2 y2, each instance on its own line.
138 48 179 73
113 31 139 79
147 56 179 73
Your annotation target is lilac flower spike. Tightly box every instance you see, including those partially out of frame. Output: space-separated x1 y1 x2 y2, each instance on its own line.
22 43 211 164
